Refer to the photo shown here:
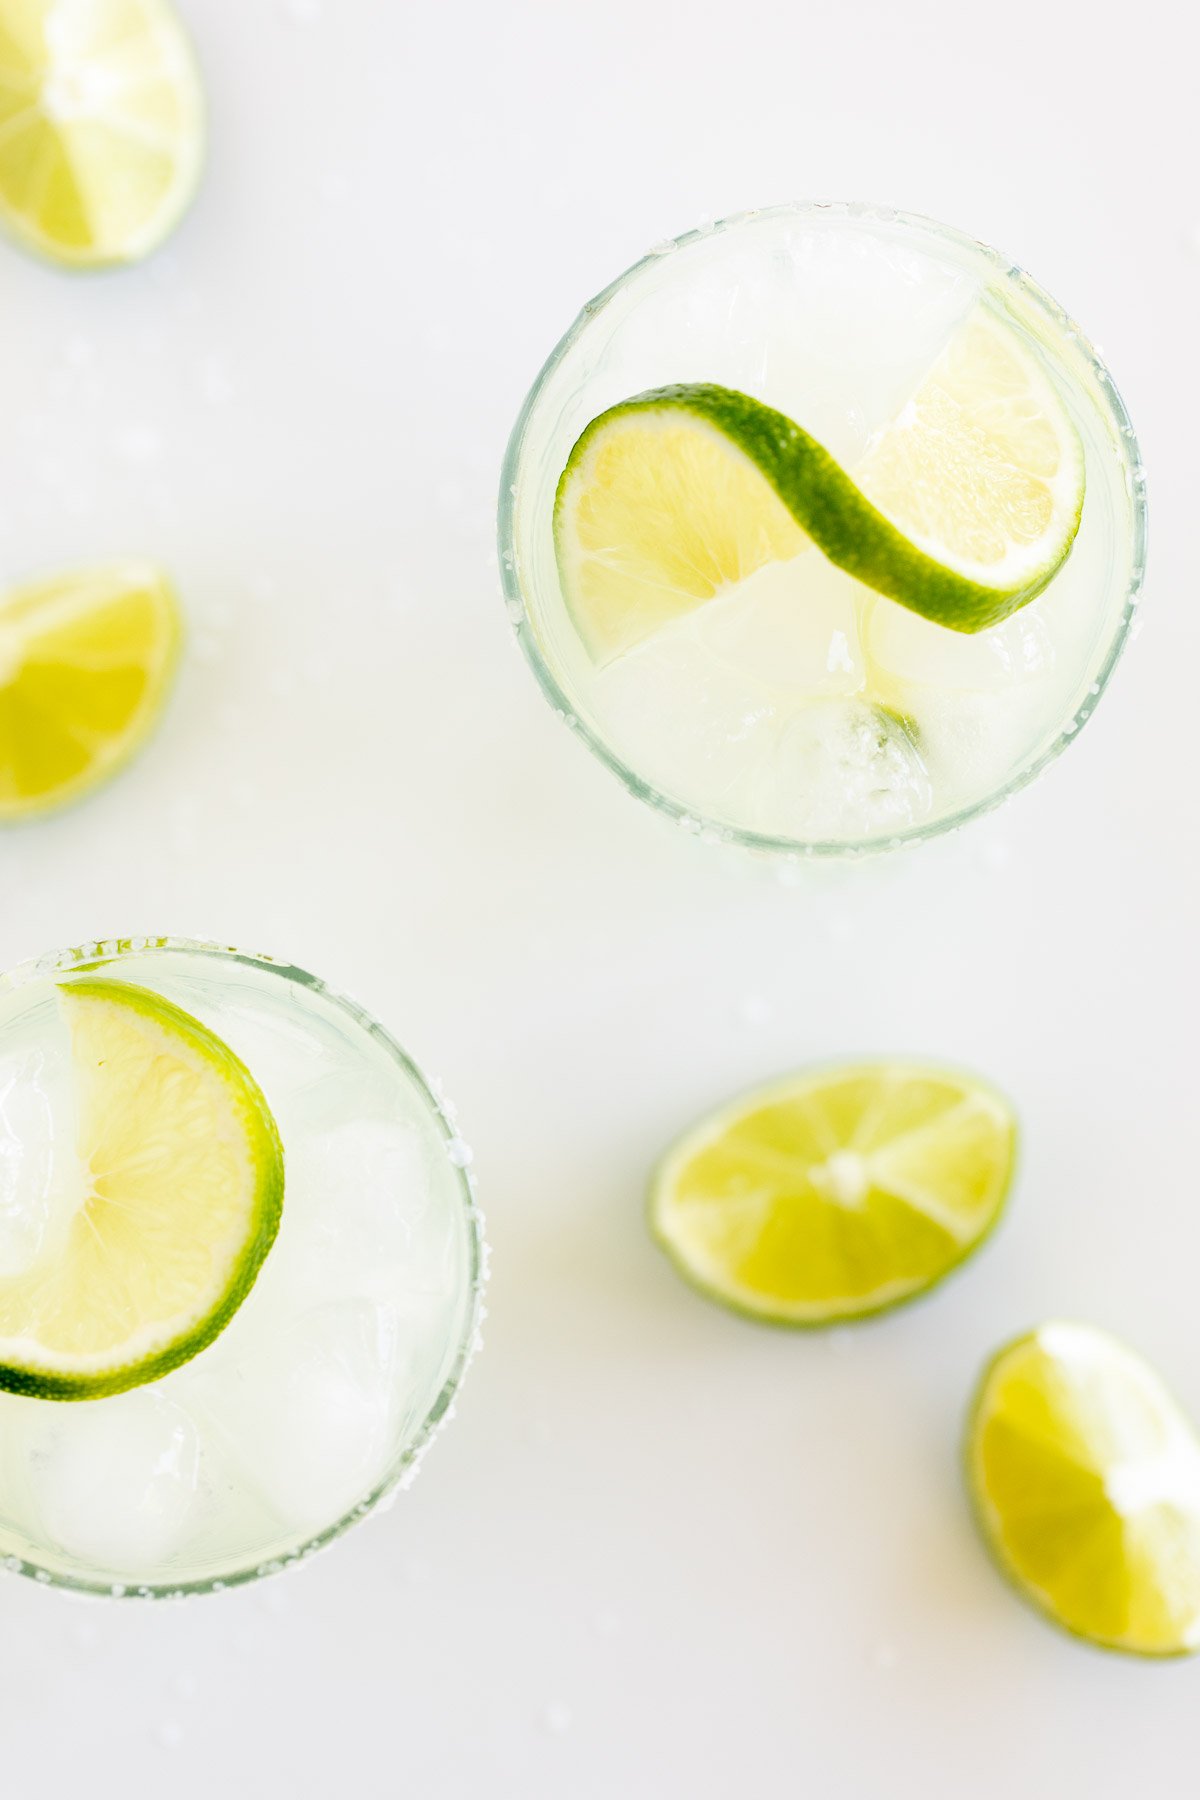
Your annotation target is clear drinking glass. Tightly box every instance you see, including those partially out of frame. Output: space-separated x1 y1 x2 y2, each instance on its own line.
0 937 484 1598
499 202 1147 858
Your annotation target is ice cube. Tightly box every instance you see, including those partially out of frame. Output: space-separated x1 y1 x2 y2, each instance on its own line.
193 1300 409 1536
901 686 1051 808
227 1120 445 1325
604 212 977 463
751 699 933 839
26 1391 201 1574
866 596 1056 692
698 557 865 697
0 1033 84 1279
595 622 776 805
766 220 980 457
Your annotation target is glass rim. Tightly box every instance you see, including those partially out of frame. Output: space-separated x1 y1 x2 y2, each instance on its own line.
497 199 1149 860
0 934 486 1602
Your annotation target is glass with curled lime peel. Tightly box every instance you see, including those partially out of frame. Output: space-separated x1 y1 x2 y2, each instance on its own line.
0 939 483 1597
500 203 1146 856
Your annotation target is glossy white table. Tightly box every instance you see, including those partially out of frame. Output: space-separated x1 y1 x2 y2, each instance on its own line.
1 0 1193 1792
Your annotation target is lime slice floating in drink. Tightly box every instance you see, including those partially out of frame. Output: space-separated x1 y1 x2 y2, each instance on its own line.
0 0 204 269
0 561 182 821
0 979 284 1400
967 1323 1200 1656
555 304 1084 661
649 1062 1016 1324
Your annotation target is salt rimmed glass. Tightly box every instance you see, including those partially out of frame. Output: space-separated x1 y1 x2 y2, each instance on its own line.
498 202 1147 859
0 936 485 1599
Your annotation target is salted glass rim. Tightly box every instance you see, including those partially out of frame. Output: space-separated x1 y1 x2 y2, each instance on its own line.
0 935 485 1601
497 199 1148 860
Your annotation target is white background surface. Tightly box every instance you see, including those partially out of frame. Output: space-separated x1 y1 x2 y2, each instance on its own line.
0 0 1196 1792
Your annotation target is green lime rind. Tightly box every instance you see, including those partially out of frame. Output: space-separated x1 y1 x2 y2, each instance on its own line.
647 1060 1018 1327
964 1323 1200 1660
557 383 1082 636
0 978 284 1401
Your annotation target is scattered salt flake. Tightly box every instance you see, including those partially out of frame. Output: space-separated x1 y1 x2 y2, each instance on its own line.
155 1721 183 1750
541 1701 572 1736
868 1640 897 1670
738 993 772 1026
593 1606 620 1638
172 1673 198 1702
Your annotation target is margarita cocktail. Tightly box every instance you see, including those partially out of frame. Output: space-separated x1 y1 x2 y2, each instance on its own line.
0 938 482 1597
500 203 1146 855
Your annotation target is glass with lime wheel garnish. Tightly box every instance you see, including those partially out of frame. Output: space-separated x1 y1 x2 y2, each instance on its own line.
0 937 483 1597
499 202 1146 857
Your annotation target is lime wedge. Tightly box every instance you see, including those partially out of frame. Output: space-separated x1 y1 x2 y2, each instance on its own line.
554 305 1083 662
0 979 284 1400
967 1323 1200 1657
649 1062 1015 1323
0 0 204 269
0 560 181 821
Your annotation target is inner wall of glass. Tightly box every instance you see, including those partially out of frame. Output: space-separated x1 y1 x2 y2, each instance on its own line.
509 204 1142 849
0 943 478 1594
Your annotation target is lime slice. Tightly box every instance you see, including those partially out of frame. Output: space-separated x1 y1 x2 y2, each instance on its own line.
554 306 1083 662
856 308 1084 601
649 1062 1015 1324
0 560 182 821
0 0 204 269
967 1324 1200 1657
0 979 284 1400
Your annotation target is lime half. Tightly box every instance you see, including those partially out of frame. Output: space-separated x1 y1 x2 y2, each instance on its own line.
0 0 204 269
649 1062 1015 1324
968 1323 1200 1656
0 560 181 821
554 305 1083 661
0 979 284 1400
